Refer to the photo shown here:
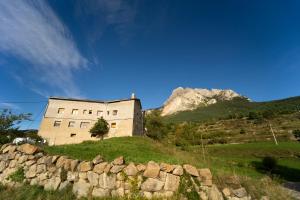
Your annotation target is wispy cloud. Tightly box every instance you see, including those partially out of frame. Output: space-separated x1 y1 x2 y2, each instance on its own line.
76 0 137 44
0 102 20 110
0 0 88 97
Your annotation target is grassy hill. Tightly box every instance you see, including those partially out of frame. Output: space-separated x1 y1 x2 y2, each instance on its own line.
164 96 300 123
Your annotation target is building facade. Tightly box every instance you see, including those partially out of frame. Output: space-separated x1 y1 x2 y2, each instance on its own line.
38 96 143 145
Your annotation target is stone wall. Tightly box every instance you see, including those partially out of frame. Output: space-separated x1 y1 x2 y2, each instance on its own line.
0 143 251 200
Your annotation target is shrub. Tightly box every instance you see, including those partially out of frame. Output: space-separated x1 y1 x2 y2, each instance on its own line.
8 168 25 182
262 156 277 172
144 110 168 140
89 117 109 139
240 129 246 134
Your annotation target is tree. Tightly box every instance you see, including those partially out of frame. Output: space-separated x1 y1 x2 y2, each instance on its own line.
90 117 109 139
0 109 31 134
144 110 167 140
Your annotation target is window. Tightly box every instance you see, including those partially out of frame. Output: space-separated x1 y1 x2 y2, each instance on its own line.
111 122 116 128
80 122 90 129
83 110 87 115
97 110 103 117
89 110 92 114
72 109 78 115
112 110 118 116
53 121 61 127
57 108 65 114
68 121 75 127
107 111 110 115
70 133 76 137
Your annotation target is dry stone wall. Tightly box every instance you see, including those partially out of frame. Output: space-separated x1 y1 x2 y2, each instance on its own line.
0 143 251 200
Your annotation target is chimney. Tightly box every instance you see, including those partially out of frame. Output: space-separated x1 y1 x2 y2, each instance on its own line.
131 93 135 99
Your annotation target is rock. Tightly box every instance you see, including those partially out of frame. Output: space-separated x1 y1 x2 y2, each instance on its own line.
63 159 72 171
199 191 208 200
73 180 91 198
141 178 165 192
92 155 103 164
137 164 146 172
3 145 16 154
37 156 52 166
67 171 79 182
164 173 180 192
37 172 49 181
36 164 47 174
70 159 79 171
232 187 247 198
199 168 212 186
143 161 160 178
153 191 174 198
0 144 10 152
99 173 116 189
9 160 17 168
172 165 183 176
0 161 7 172
160 163 174 172
58 181 70 190
25 164 37 178
113 156 124 165
104 163 112 173
111 187 125 197
17 155 28 164
87 171 99 186
143 191 153 199
19 144 38 154
78 161 93 172
51 156 59 163
208 185 224 200
161 87 242 116
56 156 67 168
79 172 87 180
25 160 36 166
44 177 61 191
92 187 110 198
159 171 167 182
222 188 231 197
110 165 125 174
93 162 108 174
183 164 199 177
124 163 138 176
117 172 125 181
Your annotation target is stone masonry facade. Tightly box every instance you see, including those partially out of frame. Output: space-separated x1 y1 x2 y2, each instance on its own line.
0 143 252 200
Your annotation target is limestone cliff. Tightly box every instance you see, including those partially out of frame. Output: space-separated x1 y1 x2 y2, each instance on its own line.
161 87 244 116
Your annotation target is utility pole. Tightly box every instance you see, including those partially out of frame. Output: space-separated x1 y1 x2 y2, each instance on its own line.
268 122 278 145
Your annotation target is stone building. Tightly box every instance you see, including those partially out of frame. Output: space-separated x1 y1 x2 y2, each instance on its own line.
38 94 143 145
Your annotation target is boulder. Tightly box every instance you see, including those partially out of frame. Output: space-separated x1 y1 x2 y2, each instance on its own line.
56 156 67 168
164 173 180 192
183 164 199 177
143 161 160 178
172 165 183 176
199 168 212 186
36 164 47 174
73 180 91 198
92 187 110 198
17 155 28 164
104 163 112 173
0 161 7 172
3 145 16 154
93 162 108 174
111 187 125 197
70 159 79 171
58 181 70 191
232 187 247 198
79 161 93 172
137 164 146 172
92 155 104 165
87 171 99 186
67 171 79 182
113 156 124 165
124 163 138 176
25 164 37 178
222 188 231 197
19 144 38 155
44 177 61 191
99 173 116 189
160 163 174 173
141 178 164 192
208 185 224 200
110 165 125 174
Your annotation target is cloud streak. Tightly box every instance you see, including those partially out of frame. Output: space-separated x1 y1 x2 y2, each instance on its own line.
0 0 87 97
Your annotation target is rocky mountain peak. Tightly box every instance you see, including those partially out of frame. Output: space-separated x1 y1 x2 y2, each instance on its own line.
161 87 243 116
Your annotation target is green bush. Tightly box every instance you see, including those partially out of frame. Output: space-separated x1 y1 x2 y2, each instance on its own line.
90 117 109 139
262 156 277 172
145 110 168 140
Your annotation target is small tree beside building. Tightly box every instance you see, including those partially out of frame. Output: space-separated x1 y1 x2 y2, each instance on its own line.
90 117 109 139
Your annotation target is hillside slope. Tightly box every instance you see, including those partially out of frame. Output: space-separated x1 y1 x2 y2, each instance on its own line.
164 96 300 123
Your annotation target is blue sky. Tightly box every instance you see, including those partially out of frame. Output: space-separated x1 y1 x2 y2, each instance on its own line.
0 0 300 129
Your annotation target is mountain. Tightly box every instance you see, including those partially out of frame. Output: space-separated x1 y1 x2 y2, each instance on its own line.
161 87 245 116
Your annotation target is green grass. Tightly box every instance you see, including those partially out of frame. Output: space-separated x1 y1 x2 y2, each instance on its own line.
44 137 300 182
